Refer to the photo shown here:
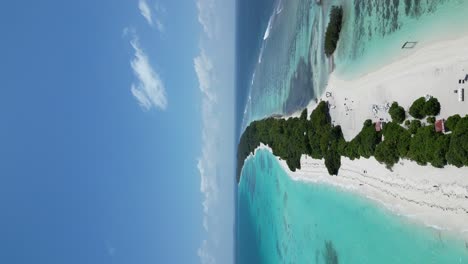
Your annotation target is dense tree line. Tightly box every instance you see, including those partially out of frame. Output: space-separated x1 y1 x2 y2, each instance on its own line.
324 6 343 57
237 99 468 182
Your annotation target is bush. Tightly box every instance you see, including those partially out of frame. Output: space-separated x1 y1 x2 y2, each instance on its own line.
431 135 450 168
310 101 331 131
397 130 412 157
408 125 438 165
426 116 435 124
300 108 308 121
408 120 422 134
374 122 410 166
423 97 441 116
325 149 341 175
446 116 468 167
389 102 406 123
350 120 382 158
324 126 343 175
324 6 344 57
445 114 461 131
375 141 400 168
409 97 426 119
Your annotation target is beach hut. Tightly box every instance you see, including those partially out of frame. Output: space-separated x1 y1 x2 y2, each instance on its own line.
375 121 383 132
435 119 445 133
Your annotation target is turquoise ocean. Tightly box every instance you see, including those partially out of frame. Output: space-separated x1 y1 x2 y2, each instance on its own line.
236 150 468 263
236 0 468 263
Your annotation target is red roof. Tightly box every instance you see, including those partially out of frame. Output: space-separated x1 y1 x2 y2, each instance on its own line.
435 119 445 133
375 121 382 132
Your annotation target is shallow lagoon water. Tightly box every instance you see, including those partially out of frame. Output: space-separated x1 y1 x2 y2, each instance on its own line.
236 150 468 263
336 0 468 79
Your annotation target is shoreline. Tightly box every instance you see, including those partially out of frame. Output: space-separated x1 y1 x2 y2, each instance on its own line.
251 144 468 240
246 35 468 239
312 34 468 140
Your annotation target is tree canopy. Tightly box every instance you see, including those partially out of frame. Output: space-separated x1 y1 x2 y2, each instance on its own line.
409 96 441 119
389 102 406 124
324 6 343 57
446 116 468 167
237 99 468 182
445 114 461 131
409 97 426 119
423 97 441 116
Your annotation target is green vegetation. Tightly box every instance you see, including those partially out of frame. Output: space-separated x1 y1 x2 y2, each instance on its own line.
426 116 435 124
423 97 441 116
445 114 461 131
408 120 422 134
446 117 468 167
409 97 427 119
389 102 406 124
375 122 411 168
237 97 468 182
344 120 381 159
324 6 343 57
409 96 441 119
236 101 342 181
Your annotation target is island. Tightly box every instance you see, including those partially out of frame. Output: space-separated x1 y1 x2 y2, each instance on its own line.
324 6 343 57
237 31 468 236
237 98 468 182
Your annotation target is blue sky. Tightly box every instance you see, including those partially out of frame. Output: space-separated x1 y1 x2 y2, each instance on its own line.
0 0 234 263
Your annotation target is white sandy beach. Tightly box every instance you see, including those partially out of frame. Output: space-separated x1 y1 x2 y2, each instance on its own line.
317 35 468 141
282 35 468 238
251 143 468 240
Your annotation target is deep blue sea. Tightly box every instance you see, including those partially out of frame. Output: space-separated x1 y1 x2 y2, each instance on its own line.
235 0 276 140
235 0 468 263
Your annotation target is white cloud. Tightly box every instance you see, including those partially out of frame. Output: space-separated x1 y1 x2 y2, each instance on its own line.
154 2 166 33
129 36 168 110
122 27 132 38
139 0 153 26
198 240 215 264
195 48 221 263
196 0 216 39
155 20 165 33
139 0 165 33
198 104 220 215
194 50 217 103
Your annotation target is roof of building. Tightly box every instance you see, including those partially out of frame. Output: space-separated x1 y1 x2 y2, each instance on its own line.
375 121 382 132
435 119 445 133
